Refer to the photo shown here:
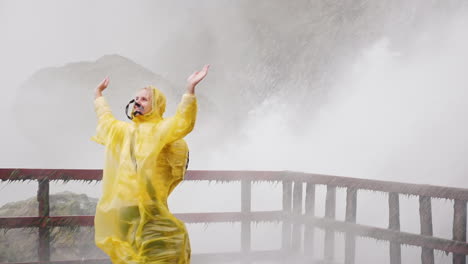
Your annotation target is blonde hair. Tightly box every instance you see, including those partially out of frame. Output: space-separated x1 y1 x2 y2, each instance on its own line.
143 85 166 118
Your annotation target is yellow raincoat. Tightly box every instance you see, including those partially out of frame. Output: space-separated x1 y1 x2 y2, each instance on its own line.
92 86 197 264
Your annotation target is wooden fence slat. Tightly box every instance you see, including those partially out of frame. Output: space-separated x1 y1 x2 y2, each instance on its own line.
304 183 316 258
419 196 434 264
453 200 467 264
389 192 402 264
4 169 468 201
241 179 251 264
345 188 357 264
282 180 293 251
324 186 336 261
0 211 288 229
292 181 303 252
37 179 50 262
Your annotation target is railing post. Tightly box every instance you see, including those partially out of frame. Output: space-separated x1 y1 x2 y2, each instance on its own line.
389 192 401 264
453 200 467 264
419 196 434 264
38 179 50 262
345 187 357 264
292 181 303 253
241 179 251 263
304 183 316 259
282 180 293 252
324 186 336 261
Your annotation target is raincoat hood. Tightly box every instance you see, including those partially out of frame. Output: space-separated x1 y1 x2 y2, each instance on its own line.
132 86 166 123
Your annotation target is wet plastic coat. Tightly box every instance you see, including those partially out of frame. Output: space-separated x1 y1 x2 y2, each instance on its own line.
92 87 197 264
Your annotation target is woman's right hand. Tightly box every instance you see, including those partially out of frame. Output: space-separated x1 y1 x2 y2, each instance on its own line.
95 77 109 99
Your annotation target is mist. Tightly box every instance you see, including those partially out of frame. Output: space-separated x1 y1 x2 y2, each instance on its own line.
1 1 468 263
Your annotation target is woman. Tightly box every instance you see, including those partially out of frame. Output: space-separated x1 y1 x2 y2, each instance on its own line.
92 65 209 263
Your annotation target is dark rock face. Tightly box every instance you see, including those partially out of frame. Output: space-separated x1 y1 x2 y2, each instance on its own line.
15 54 177 141
0 192 105 262
12 54 217 167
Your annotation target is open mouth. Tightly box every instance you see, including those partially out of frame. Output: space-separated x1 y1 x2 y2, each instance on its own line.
134 103 144 112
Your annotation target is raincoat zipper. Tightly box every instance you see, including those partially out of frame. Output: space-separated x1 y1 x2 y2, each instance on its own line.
130 127 138 172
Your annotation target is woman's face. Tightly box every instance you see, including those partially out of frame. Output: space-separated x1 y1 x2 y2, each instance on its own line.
134 88 153 115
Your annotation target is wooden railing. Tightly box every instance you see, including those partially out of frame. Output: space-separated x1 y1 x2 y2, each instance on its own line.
0 169 467 264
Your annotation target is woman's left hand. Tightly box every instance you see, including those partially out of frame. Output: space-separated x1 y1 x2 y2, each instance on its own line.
187 65 210 94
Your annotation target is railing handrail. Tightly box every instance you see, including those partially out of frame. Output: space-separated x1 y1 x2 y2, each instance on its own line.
1 213 467 255
2 168 468 201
